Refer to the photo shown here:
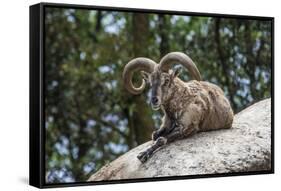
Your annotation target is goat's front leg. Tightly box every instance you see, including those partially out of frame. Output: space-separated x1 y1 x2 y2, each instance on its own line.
137 123 198 163
152 114 174 141
137 122 177 163
137 136 167 163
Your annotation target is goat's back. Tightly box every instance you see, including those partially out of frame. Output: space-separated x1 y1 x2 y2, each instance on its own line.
198 81 234 131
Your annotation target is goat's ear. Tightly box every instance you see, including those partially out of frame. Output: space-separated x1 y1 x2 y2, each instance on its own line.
141 71 150 83
171 68 182 79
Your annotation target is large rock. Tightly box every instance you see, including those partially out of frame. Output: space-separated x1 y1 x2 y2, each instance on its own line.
88 98 271 181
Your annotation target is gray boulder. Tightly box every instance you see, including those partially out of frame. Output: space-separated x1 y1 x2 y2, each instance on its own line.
88 98 271 181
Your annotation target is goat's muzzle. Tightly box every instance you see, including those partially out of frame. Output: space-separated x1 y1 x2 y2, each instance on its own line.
151 96 161 110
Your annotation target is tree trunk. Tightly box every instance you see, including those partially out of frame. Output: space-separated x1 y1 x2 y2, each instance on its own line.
214 18 237 111
129 13 154 145
158 14 170 57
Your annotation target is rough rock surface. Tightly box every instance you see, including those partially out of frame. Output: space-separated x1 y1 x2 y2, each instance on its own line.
88 98 271 181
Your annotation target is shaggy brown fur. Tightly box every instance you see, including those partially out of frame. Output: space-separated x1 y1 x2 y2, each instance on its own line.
123 52 234 163
163 78 233 134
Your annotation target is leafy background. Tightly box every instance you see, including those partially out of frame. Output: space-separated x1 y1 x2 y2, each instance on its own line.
44 7 272 183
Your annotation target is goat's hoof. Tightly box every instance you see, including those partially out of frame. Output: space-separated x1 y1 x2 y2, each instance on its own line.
137 151 148 163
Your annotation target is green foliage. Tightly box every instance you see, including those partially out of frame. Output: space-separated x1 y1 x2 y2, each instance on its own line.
44 7 272 183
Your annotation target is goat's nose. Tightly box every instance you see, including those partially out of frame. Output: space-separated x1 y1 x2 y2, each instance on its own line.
151 97 159 105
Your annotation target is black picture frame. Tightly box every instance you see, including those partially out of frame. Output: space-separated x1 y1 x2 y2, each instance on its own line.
29 2 274 188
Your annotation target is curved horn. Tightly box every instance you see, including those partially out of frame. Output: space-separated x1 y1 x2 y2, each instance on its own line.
123 57 157 95
159 52 202 81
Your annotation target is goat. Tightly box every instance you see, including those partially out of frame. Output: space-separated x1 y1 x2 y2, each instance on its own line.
123 52 234 163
